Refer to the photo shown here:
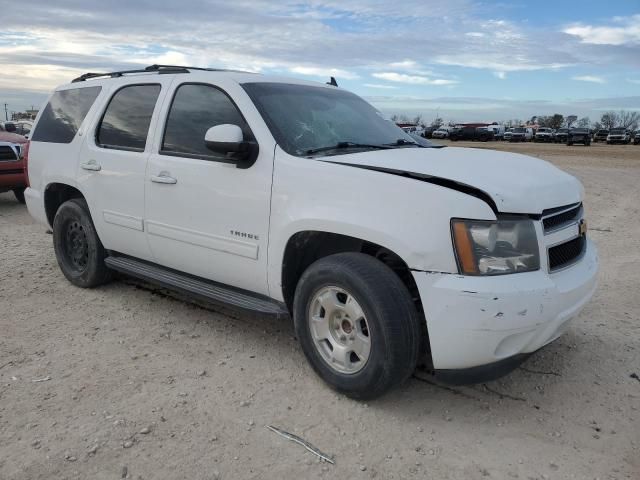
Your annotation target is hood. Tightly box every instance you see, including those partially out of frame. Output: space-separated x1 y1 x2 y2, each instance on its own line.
322 147 582 215
0 131 27 144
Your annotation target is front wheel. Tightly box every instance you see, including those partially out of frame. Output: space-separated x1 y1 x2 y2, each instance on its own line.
53 198 113 288
293 253 422 400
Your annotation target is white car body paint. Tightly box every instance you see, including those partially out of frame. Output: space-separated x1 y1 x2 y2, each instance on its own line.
25 70 598 374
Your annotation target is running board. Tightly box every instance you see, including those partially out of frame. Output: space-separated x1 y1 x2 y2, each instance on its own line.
105 255 289 316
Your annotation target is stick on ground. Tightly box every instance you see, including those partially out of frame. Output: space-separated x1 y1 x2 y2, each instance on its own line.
266 425 335 464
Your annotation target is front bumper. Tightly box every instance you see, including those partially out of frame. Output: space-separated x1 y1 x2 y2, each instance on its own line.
0 164 26 189
412 239 598 378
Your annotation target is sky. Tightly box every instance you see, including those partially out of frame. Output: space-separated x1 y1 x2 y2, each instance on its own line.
1 0 639 123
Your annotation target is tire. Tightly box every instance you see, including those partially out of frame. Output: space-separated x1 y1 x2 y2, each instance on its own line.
13 187 26 204
293 253 422 400
52 198 113 288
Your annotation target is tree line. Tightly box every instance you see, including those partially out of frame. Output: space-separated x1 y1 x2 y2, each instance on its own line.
391 110 639 131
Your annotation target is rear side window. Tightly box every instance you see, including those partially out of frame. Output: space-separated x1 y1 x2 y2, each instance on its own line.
97 84 161 151
161 83 252 159
31 86 101 143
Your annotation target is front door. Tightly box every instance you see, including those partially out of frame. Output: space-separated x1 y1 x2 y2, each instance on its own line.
144 80 274 295
78 79 172 261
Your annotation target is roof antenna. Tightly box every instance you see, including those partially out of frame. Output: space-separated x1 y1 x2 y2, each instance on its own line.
327 76 338 87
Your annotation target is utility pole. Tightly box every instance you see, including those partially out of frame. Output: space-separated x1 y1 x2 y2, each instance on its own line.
3 103 8 121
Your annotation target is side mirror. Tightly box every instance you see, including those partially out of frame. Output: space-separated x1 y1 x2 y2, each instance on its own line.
205 124 243 151
204 124 258 168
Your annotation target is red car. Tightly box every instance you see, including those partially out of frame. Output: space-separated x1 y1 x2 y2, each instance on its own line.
0 131 28 203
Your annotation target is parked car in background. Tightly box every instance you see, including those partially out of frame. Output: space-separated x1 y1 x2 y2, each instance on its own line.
24 65 598 398
431 128 449 139
0 121 33 138
0 130 28 203
592 129 609 142
567 128 591 146
449 126 494 141
15 121 33 137
509 127 533 142
408 132 435 147
0 122 16 132
503 128 513 141
607 128 631 144
486 124 505 141
634 130 640 145
534 127 554 143
554 128 569 144
421 126 437 139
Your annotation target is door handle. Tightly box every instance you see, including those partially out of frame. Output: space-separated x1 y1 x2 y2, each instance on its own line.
151 172 177 184
80 160 101 171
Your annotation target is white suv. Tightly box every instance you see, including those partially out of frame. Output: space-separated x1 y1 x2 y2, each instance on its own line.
24 65 598 398
534 128 554 143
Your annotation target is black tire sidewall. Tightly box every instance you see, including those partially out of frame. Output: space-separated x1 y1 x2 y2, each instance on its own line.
53 198 111 288
13 188 26 204
293 253 420 399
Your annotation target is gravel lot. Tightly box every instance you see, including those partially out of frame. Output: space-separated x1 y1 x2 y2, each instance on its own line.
1 142 639 479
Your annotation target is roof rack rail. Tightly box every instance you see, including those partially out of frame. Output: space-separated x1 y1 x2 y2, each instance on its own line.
71 64 253 83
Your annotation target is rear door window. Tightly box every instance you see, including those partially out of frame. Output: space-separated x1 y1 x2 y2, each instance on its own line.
31 86 101 143
96 84 161 151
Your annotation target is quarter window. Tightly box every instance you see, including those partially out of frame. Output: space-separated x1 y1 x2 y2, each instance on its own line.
97 84 161 151
162 84 252 159
31 86 101 144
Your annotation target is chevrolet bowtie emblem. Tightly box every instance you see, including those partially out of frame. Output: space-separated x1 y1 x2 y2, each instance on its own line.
579 220 588 236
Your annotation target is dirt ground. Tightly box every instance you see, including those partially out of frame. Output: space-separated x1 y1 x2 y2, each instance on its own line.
1 142 639 480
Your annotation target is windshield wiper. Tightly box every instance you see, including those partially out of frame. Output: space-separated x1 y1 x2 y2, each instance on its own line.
383 139 425 148
306 141 392 155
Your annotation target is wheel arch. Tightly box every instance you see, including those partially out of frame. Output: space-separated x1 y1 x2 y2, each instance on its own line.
280 230 432 366
44 182 85 227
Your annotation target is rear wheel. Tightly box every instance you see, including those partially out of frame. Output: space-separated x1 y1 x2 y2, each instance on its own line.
13 187 25 204
53 198 113 288
293 253 422 399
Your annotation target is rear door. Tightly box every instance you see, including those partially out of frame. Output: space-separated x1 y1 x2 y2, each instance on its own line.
77 79 172 261
144 79 275 295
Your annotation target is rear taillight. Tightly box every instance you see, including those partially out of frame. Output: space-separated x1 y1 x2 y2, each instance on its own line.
23 140 30 187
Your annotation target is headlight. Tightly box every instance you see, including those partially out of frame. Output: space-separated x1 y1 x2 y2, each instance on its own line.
451 218 540 275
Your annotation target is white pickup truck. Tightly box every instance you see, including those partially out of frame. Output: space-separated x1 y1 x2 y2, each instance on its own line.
24 65 598 399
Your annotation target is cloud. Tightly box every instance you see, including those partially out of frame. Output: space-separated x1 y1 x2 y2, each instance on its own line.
388 60 419 69
627 78 640 85
572 75 606 84
363 83 398 89
372 72 458 86
366 95 640 123
564 15 640 45
289 66 359 79
0 1 638 113
435 54 571 72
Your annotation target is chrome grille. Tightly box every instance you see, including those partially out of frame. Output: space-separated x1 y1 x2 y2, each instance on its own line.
548 236 585 271
542 203 582 233
0 145 19 162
